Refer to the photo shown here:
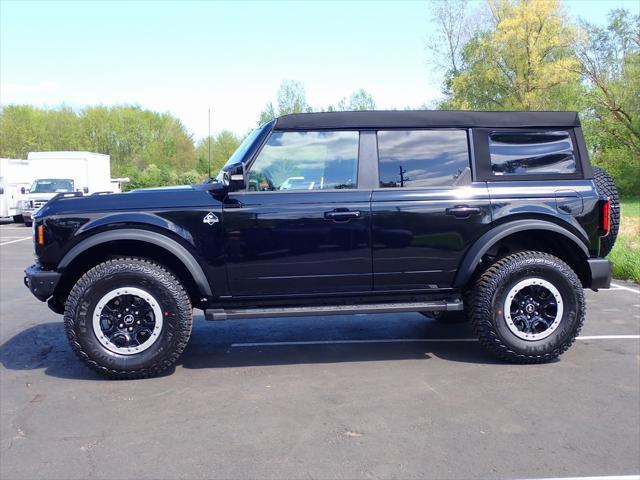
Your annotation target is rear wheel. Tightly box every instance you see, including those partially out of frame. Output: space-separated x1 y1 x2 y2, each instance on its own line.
469 251 584 363
12 215 23 223
64 258 192 379
593 167 619 256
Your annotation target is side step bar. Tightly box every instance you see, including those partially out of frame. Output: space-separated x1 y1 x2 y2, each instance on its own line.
205 300 462 321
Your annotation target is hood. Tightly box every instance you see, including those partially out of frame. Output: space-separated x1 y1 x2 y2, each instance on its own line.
28 192 62 201
34 184 220 218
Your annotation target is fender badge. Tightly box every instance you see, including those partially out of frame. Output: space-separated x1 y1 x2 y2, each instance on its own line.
203 212 219 225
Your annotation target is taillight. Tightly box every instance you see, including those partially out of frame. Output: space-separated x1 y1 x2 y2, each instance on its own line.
599 197 611 237
36 225 45 245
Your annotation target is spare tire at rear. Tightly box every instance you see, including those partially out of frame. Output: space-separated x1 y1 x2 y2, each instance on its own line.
592 167 620 256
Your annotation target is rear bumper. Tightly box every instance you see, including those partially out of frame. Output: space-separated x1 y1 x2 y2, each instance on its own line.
24 263 61 302
587 258 612 290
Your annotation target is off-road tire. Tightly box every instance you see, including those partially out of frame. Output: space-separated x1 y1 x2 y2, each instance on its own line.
469 251 585 364
64 258 192 379
24 220 32 227
593 167 619 256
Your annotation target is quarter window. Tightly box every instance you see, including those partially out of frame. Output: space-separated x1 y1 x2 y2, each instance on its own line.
489 130 576 175
248 131 359 191
377 130 470 188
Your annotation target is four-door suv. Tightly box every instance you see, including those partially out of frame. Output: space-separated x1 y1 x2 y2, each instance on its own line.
24 111 619 379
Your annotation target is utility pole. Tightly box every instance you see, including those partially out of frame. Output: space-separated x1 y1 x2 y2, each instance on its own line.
208 109 212 180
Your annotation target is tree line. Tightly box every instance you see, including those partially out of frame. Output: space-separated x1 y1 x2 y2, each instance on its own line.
0 0 637 195
0 84 376 191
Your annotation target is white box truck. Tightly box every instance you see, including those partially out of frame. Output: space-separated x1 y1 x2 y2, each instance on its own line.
0 158 33 222
20 152 113 226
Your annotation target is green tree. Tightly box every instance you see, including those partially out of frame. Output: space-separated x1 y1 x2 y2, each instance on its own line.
426 0 476 94
195 130 242 176
258 80 312 124
446 0 581 110
336 89 377 111
577 9 640 195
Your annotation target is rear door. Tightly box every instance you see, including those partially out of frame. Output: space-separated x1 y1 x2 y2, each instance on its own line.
223 130 373 296
370 129 492 290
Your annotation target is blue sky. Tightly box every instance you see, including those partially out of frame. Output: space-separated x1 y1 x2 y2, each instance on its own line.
1 0 638 138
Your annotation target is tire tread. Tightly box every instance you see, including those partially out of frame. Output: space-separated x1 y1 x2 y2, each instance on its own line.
64 257 192 379
470 251 585 364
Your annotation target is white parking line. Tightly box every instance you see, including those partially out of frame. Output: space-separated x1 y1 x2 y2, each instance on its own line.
518 475 639 480
0 237 31 246
231 335 640 348
610 283 640 294
578 335 640 340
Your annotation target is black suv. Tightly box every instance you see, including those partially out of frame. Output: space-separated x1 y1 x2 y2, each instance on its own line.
24 111 619 379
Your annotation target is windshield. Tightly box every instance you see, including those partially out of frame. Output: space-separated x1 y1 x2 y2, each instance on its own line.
30 179 74 193
216 124 270 180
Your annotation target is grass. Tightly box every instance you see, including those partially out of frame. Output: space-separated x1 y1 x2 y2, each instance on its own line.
608 197 640 283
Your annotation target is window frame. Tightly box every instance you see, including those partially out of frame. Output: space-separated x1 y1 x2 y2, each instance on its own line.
373 128 473 190
240 128 364 193
472 127 584 182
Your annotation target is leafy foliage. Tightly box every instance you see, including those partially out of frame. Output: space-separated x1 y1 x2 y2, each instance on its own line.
446 0 580 110
577 9 640 196
258 80 312 124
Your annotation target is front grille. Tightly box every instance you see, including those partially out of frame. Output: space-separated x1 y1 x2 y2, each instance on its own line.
32 200 47 209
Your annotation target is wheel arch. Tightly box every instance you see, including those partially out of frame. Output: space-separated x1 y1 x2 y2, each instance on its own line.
453 220 590 289
55 229 212 306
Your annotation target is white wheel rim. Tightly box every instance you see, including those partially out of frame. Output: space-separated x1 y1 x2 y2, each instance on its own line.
503 277 563 341
93 287 164 355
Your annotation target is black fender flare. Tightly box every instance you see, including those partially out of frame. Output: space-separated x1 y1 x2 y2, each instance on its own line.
58 229 213 297
453 219 589 288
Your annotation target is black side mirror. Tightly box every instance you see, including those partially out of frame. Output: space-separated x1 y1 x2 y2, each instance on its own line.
0 187 4 195
83 187 89 194
228 163 246 192
20 187 26 195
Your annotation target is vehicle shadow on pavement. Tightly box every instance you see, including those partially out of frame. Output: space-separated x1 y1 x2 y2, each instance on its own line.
0 315 501 380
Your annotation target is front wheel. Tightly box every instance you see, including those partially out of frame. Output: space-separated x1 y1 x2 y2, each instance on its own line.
469 251 585 363
64 258 193 379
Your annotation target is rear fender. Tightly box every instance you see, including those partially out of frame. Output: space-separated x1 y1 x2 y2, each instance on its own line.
453 219 589 288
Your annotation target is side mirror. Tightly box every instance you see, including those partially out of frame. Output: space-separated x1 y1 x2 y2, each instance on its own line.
228 163 246 192
0 187 4 195
83 187 89 194
20 187 26 195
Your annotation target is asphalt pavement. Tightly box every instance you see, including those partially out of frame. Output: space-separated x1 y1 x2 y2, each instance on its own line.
1 222 639 480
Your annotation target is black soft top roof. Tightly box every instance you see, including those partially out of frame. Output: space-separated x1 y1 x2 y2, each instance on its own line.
274 110 580 130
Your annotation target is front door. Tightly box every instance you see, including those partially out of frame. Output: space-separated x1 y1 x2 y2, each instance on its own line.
223 130 372 296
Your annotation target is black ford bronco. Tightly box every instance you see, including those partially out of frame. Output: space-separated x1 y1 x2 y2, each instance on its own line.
24 111 619 379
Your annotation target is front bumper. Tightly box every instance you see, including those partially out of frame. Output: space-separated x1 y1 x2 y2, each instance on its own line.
24 263 61 302
587 258 612 290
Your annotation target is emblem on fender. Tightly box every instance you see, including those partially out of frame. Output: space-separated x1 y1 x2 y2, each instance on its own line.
203 212 219 225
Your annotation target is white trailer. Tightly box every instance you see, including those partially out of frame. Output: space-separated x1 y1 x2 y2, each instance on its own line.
0 158 33 221
20 151 113 225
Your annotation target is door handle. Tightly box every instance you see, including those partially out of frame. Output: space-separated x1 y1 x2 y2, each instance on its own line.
324 209 362 221
445 205 481 218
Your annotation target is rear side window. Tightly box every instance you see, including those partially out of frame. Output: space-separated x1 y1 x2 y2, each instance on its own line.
489 130 576 176
378 130 470 188
248 131 359 191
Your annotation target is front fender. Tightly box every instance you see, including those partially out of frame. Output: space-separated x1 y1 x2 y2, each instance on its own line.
58 228 213 297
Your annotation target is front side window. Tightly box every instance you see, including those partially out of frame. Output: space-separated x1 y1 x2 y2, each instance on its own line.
489 130 576 175
378 130 470 188
248 131 359 191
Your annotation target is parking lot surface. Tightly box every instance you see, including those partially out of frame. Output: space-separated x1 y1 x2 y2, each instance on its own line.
1 222 639 480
